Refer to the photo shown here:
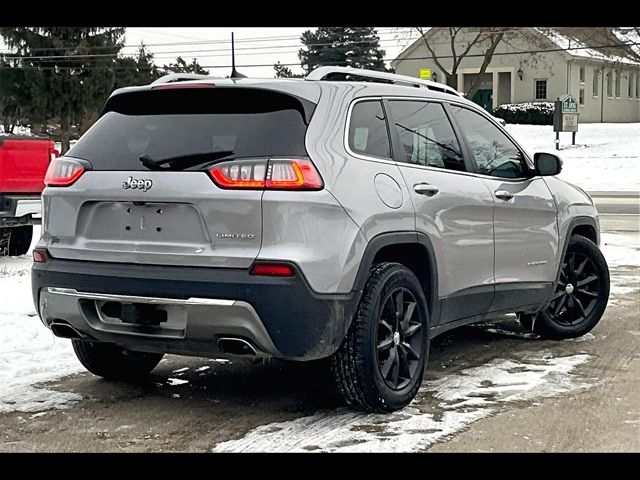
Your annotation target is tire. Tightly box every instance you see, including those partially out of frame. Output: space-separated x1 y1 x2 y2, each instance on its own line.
8 226 33 257
519 235 610 339
331 262 430 412
72 339 163 380
0 228 10 257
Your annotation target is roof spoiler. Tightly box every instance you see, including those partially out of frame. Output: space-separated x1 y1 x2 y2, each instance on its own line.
150 73 218 86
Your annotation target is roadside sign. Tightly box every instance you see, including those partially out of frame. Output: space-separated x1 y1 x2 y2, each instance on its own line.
419 68 431 80
553 94 579 149
560 94 578 114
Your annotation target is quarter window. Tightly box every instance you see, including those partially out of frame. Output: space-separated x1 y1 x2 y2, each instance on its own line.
450 106 528 179
348 100 391 158
387 100 465 171
534 79 547 100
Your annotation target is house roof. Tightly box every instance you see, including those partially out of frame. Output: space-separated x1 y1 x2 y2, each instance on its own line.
391 27 640 68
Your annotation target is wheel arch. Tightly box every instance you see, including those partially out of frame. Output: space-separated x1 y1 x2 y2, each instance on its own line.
352 231 440 324
554 216 600 288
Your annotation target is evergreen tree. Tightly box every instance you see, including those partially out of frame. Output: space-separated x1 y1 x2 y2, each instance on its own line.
273 61 302 78
299 27 387 74
0 27 125 152
114 43 160 89
162 57 208 75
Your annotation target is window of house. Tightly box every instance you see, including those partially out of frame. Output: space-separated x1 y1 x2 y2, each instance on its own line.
450 106 528 179
387 100 465 172
636 71 640 99
579 88 585 106
579 66 585 83
629 71 634 98
535 79 547 100
606 71 613 97
348 100 391 159
615 70 621 98
592 69 599 97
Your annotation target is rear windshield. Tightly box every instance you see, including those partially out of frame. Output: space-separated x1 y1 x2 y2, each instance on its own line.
67 88 314 170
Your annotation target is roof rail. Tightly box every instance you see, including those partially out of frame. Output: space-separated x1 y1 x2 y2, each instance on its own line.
305 66 462 97
150 73 217 85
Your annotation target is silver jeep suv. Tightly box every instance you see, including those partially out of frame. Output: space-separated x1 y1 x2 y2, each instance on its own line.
32 67 610 412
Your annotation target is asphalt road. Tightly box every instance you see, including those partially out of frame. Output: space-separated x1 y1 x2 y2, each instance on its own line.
0 193 638 452
592 192 639 232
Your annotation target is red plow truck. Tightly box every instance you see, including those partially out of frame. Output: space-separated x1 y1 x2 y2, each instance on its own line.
0 135 58 256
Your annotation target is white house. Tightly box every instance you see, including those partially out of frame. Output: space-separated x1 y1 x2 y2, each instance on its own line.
391 28 640 122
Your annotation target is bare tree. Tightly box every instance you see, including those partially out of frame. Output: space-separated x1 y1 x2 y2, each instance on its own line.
414 27 506 99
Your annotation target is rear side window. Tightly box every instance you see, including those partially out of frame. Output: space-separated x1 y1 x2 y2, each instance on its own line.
66 88 314 170
348 100 391 159
387 100 465 171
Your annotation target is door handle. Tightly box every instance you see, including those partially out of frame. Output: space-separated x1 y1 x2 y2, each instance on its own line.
494 190 514 200
413 184 439 196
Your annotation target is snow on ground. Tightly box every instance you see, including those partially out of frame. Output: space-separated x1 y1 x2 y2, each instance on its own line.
601 232 640 300
0 227 83 413
213 351 595 453
506 123 640 192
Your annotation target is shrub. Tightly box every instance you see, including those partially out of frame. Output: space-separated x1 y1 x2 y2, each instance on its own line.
492 102 554 125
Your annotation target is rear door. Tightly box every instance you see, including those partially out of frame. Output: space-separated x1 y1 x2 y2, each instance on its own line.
42 87 315 268
386 99 496 323
449 105 559 313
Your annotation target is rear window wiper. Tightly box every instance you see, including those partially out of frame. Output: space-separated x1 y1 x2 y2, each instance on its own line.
139 150 235 171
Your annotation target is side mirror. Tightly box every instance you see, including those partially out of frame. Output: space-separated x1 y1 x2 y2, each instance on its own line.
534 152 562 176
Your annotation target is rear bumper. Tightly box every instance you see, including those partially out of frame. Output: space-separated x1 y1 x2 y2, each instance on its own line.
0 195 41 226
32 258 360 360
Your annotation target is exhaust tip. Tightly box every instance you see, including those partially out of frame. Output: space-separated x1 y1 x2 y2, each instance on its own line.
217 337 257 356
50 322 83 339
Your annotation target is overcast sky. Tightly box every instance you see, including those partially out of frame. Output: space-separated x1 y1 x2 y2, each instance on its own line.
124 27 420 77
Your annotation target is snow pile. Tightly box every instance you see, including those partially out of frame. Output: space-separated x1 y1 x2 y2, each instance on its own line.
213 351 595 452
506 123 640 191
0 227 83 413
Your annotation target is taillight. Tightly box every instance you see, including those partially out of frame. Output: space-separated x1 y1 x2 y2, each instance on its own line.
250 263 295 277
33 248 48 263
208 158 323 191
44 158 89 187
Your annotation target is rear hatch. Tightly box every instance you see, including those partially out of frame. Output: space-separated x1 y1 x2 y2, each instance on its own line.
0 136 55 194
42 85 316 268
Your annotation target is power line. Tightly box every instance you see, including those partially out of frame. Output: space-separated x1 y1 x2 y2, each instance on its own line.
1 41 637 70
0 27 409 53
0 37 409 61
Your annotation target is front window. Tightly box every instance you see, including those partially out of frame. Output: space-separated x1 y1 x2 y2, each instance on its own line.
629 71 634 98
535 79 547 100
579 66 585 83
450 106 528 179
615 70 621 97
606 71 613 97
579 88 585 106
592 69 599 97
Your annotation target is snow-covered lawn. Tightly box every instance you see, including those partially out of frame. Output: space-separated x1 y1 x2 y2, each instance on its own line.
506 123 640 192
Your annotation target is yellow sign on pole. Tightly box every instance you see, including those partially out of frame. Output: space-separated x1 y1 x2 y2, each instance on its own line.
419 68 431 80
